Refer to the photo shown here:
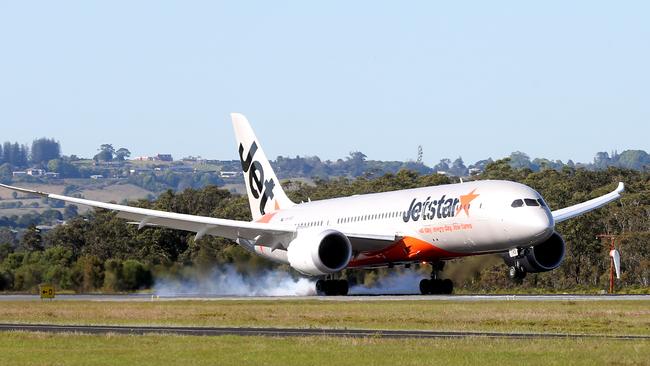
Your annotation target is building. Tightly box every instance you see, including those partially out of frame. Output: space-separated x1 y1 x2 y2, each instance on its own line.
155 154 173 162
133 156 154 161
26 168 45 177
220 171 240 178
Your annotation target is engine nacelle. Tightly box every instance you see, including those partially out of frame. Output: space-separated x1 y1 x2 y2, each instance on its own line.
503 232 566 273
287 229 352 276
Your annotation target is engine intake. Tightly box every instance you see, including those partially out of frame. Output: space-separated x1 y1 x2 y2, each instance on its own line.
287 229 352 276
503 232 566 273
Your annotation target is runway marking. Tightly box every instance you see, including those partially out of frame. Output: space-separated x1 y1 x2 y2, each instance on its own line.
1 324 648 340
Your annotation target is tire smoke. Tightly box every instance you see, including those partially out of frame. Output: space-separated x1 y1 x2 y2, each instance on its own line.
153 266 316 296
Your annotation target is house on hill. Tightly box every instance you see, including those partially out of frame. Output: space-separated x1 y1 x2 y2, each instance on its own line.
155 154 173 162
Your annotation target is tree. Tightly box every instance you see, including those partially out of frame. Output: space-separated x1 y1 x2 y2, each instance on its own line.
1 142 10 164
31 138 61 164
0 228 16 248
47 159 80 178
509 151 535 170
115 148 131 161
346 151 367 177
593 152 611 170
63 204 79 219
450 157 468 176
0 163 12 181
94 144 115 162
433 158 451 173
1 142 29 167
19 225 43 252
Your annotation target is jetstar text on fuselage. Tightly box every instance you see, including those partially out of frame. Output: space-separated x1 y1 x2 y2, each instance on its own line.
403 189 479 223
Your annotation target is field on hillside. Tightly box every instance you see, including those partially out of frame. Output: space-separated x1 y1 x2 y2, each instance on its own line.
0 180 155 215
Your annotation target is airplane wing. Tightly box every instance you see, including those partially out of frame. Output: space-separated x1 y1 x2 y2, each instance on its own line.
0 183 397 252
551 182 624 223
0 183 296 242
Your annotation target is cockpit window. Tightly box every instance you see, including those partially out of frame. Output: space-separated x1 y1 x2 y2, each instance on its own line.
511 199 524 208
524 198 540 207
537 198 547 207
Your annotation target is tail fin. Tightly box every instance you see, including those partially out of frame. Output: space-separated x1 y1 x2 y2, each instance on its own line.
231 113 295 221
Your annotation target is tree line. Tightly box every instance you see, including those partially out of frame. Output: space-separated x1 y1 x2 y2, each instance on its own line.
0 138 61 168
0 161 648 293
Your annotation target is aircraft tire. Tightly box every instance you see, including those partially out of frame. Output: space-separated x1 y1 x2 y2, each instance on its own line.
508 266 527 281
316 279 349 296
419 279 431 295
442 279 453 294
336 280 349 296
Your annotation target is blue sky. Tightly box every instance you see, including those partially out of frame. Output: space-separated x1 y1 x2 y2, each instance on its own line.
0 1 648 165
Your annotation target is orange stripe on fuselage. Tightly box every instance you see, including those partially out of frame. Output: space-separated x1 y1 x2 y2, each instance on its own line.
348 236 469 268
255 201 282 224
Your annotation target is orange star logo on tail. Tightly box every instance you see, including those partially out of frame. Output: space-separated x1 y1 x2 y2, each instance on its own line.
255 200 282 224
456 189 479 217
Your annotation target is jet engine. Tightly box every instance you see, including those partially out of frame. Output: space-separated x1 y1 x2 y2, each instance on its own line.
503 232 566 273
287 229 352 276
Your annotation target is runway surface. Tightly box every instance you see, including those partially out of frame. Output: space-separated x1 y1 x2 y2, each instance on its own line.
1 323 648 340
1 294 649 302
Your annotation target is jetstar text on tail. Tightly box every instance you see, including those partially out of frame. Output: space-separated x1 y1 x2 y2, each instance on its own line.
239 141 276 215
403 189 479 223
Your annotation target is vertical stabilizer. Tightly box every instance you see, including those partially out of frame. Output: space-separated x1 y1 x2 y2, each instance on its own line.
231 113 295 221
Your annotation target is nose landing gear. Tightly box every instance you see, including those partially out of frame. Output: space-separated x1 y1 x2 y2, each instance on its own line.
419 261 454 295
508 265 527 281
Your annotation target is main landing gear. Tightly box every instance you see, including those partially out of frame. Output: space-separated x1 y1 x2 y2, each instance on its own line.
316 278 349 296
419 261 454 295
508 265 527 281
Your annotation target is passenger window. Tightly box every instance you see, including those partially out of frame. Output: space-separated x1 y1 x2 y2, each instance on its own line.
511 199 524 208
524 198 540 207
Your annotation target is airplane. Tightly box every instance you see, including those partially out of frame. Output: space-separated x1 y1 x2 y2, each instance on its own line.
0 113 625 296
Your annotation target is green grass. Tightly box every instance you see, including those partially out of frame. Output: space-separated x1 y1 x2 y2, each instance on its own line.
1 299 649 336
1 332 649 366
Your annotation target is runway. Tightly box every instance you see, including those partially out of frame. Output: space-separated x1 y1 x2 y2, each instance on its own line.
0 294 649 302
1 323 648 340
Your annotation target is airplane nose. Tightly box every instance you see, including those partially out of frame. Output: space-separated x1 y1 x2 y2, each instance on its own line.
526 210 554 238
505 208 555 244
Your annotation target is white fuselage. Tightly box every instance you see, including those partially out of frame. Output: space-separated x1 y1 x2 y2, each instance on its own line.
262 180 554 268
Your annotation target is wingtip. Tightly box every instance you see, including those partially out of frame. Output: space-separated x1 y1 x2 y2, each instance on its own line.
616 182 625 193
0 183 48 196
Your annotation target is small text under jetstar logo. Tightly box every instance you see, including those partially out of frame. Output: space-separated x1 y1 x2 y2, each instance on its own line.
403 189 479 223
239 141 275 215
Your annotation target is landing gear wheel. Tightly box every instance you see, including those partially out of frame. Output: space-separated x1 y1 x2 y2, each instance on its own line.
420 262 454 295
441 279 454 294
419 279 454 295
316 279 349 296
508 266 527 281
419 279 431 294
336 280 349 296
